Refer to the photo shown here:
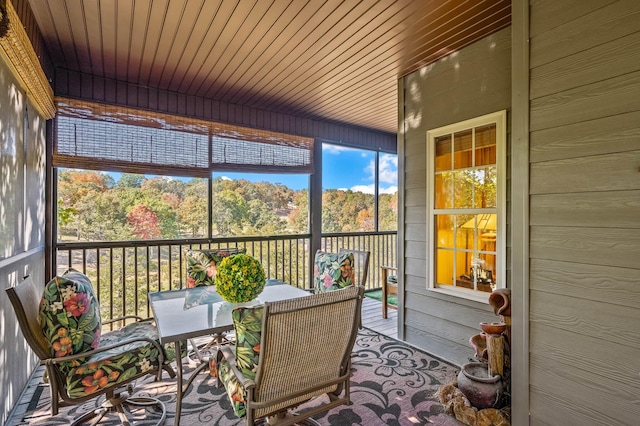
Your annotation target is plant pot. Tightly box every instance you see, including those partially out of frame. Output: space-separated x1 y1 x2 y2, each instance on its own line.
457 362 504 409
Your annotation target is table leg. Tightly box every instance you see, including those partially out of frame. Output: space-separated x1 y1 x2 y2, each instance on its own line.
173 340 214 426
174 341 183 426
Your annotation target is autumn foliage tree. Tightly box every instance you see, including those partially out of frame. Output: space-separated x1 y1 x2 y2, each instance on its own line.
57 170 397 242
126 205 162 240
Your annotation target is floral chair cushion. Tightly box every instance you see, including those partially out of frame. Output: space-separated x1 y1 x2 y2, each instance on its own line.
184 248 247 309
210 305 263 418
185 248 247 288
39 269 102 358
59 319 177 399
313 251 355 293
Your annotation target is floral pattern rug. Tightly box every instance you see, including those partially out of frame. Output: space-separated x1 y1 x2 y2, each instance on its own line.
16 328 463 426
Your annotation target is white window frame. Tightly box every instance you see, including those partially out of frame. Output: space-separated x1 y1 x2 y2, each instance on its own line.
426 110 506 303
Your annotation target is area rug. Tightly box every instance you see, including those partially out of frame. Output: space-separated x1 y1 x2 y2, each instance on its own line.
17 328 462 425
365 289 397 307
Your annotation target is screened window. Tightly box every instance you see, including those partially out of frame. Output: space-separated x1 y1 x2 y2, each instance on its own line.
378 153 398 231
210 172 309 237
56 169 208 242
427 111 506 301
321 143 376 233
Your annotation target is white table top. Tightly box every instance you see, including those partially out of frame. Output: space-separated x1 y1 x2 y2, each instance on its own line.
149 281 310 344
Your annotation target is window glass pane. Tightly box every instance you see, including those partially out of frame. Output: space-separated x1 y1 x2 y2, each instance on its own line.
474 167 497 208
456 251 472 288
453 129 473 169
435 172 453 209
475 124 496 166
453 170 474 208
477 253 496 292
435 214 455 248
434 135 452 172
456 214 475 251
378 153 398 231
435 249 454 285
211 172 308 237
57 168 208 242
322 143 375 232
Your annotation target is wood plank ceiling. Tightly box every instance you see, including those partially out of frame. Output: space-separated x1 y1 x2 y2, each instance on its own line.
27 0 511 134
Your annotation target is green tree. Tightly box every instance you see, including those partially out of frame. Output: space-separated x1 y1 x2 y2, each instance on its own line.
179 195 208 237
211 190 247 235
321 189 374 232
288 190 309 233
246 199 286 234
118 173 144 188
57 170 115 240
74 190 133 241
378 192 398 231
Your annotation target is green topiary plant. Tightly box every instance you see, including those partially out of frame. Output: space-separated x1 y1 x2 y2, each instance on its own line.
214 253 266 303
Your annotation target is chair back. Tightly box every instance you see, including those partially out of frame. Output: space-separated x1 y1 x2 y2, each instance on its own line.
339 248 370 287
6 277 51 360
252 285 364 419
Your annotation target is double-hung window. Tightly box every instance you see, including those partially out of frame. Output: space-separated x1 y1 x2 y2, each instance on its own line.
427 111 506 302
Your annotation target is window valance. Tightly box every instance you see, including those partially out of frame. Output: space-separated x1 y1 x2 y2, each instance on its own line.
53 98 314 177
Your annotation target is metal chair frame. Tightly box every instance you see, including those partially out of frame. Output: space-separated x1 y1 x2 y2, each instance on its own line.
6 277 174 426
217 285 364 425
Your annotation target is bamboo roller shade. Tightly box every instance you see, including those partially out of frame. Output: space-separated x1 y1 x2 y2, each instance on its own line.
54 98 314 177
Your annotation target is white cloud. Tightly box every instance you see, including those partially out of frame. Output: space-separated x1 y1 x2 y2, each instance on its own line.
364 159 375 181
322 144 349 154
350 184 375 194
354 154 397 192
380 185 398 194
348 184 397 195
379 154 398 185
220 176 231 181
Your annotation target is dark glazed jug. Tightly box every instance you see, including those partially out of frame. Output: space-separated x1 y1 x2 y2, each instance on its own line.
457 362 504 409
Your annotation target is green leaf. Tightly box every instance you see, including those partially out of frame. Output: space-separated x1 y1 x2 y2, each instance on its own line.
120 366 138 381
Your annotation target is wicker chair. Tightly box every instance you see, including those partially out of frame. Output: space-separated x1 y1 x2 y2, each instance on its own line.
212 285 364 426
6 276 175 426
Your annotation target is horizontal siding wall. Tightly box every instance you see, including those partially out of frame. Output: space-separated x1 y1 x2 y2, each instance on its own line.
54 69 396 153
400 27 511 366
529 0 640 424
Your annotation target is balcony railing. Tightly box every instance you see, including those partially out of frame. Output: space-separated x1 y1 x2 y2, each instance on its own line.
55 231 396 322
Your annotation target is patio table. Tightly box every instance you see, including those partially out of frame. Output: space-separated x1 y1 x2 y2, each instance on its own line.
149 279 311 426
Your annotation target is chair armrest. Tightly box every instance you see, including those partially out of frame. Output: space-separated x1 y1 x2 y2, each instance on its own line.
218 345 256 390
103 315 146 326
381 266 398 284
43 335 165 368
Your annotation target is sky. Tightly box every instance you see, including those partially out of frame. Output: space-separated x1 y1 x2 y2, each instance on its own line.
106 144 398 194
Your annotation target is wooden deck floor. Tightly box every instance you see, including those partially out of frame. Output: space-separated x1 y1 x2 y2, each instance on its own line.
361 296 397 339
